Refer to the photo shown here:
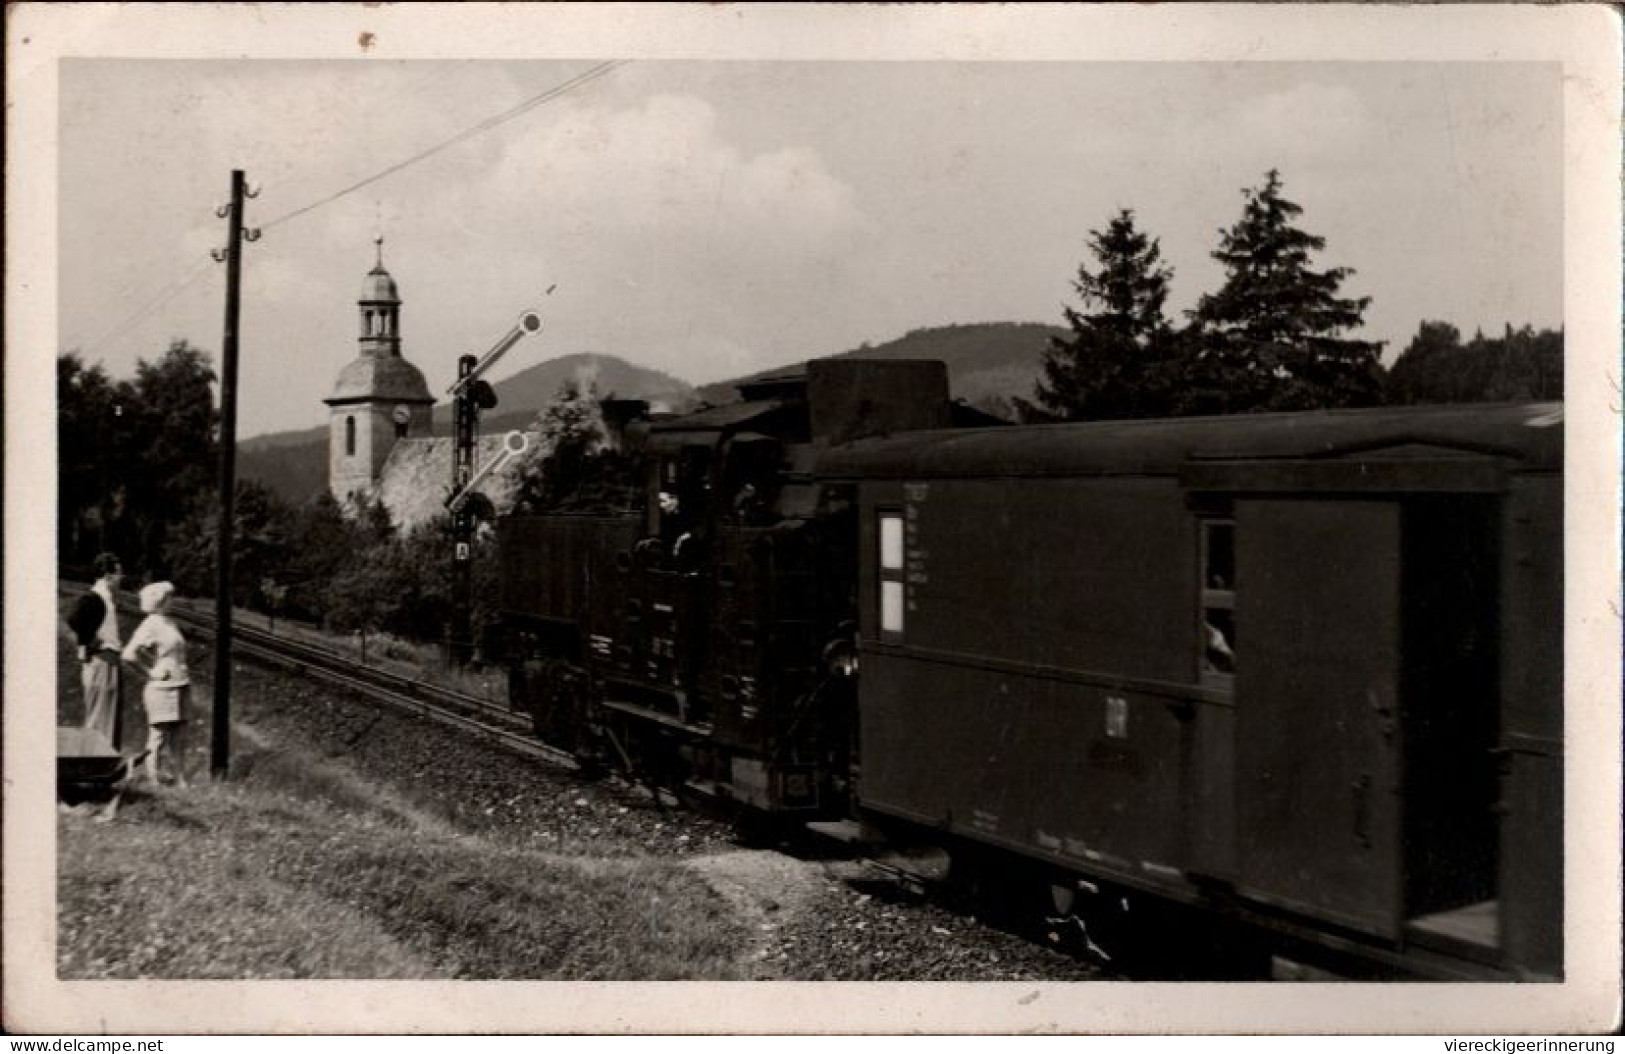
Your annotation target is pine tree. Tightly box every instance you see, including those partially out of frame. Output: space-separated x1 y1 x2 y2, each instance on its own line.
1020 209 1176 421
1186 169 1384 413
1386 320 1464 405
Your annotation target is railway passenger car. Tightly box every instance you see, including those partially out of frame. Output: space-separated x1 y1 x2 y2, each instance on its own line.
820 402 1563 979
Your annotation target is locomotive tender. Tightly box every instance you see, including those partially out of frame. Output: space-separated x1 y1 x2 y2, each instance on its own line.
499 358 1562 980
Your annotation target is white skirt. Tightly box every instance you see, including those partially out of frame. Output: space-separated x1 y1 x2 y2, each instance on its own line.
143 684 189 725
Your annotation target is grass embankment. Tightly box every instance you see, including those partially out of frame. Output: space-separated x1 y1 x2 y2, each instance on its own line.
55 618 745 980
59 782 740 979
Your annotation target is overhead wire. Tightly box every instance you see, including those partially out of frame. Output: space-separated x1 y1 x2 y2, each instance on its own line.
260 59 628 232
77 59 629 358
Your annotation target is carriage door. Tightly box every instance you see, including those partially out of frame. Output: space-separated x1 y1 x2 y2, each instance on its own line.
1235 498 1404 938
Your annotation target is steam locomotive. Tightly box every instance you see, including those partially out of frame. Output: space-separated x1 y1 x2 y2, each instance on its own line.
498 358 1563 980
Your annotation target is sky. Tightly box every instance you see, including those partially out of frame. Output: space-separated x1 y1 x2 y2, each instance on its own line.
58 58 1563 439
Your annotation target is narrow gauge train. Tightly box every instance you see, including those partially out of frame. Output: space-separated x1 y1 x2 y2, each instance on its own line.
498 359 1562 981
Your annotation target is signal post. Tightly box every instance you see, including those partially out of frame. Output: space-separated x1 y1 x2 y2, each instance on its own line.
450 353 480 665
446 311 543 665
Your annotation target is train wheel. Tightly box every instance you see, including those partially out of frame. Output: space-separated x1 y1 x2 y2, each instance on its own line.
1044 885 1265 979
1045 885 1133 969
601 720 687 810
731 807 792 849
524 660 589 753
942 844 1048 928
513 659 553 740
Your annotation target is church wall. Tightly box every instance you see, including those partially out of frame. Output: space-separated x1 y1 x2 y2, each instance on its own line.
328 405 400 503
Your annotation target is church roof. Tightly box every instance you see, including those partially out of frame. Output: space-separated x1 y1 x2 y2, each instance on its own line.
325 353 433 405
373 433 539 533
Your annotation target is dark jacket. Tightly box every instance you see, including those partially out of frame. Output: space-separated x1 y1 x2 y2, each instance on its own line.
67 591 107 651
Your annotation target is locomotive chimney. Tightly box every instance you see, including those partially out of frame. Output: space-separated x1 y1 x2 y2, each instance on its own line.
598 398 650 453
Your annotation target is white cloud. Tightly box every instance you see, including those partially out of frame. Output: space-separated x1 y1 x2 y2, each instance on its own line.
1234 81 1372 146
354 91 872 384
469 93 863 253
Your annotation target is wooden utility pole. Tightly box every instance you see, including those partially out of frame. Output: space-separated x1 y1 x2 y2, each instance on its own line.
211 169 258 779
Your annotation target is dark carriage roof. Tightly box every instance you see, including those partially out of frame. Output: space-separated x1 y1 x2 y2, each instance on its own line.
642 397 803 453
818 402 1564 479
649 397 792 434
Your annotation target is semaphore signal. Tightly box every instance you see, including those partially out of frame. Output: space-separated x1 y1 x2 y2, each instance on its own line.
447 309 545 665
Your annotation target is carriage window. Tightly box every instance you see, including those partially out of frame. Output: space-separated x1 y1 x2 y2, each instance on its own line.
1201 519 1236 683
880 514 905 571
881 581 905 635
879 511 905 635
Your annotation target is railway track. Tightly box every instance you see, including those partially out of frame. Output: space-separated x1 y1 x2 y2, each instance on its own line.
68 583 579 772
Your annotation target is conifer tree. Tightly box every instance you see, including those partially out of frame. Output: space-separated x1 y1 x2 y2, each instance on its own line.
1186 169 1384 413
1020 209 1176 421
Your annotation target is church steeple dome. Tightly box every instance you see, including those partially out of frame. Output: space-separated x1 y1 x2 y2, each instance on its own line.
359 236 402 357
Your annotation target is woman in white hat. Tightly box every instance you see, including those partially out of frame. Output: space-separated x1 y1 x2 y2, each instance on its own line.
120 581 191 788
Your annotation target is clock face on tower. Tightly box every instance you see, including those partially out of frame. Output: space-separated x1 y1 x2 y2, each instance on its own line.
392 405 411 426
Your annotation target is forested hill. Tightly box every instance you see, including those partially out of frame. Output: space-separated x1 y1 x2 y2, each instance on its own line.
693 322 1067 414
240 353 695 504
435 353 696 433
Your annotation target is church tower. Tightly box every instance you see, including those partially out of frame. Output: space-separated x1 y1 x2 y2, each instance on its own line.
324 238 434 505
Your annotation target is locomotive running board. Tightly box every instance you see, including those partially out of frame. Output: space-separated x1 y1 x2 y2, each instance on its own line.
600 697 713 737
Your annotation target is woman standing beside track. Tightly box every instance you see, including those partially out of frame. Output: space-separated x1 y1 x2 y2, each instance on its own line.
121 581 192 789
